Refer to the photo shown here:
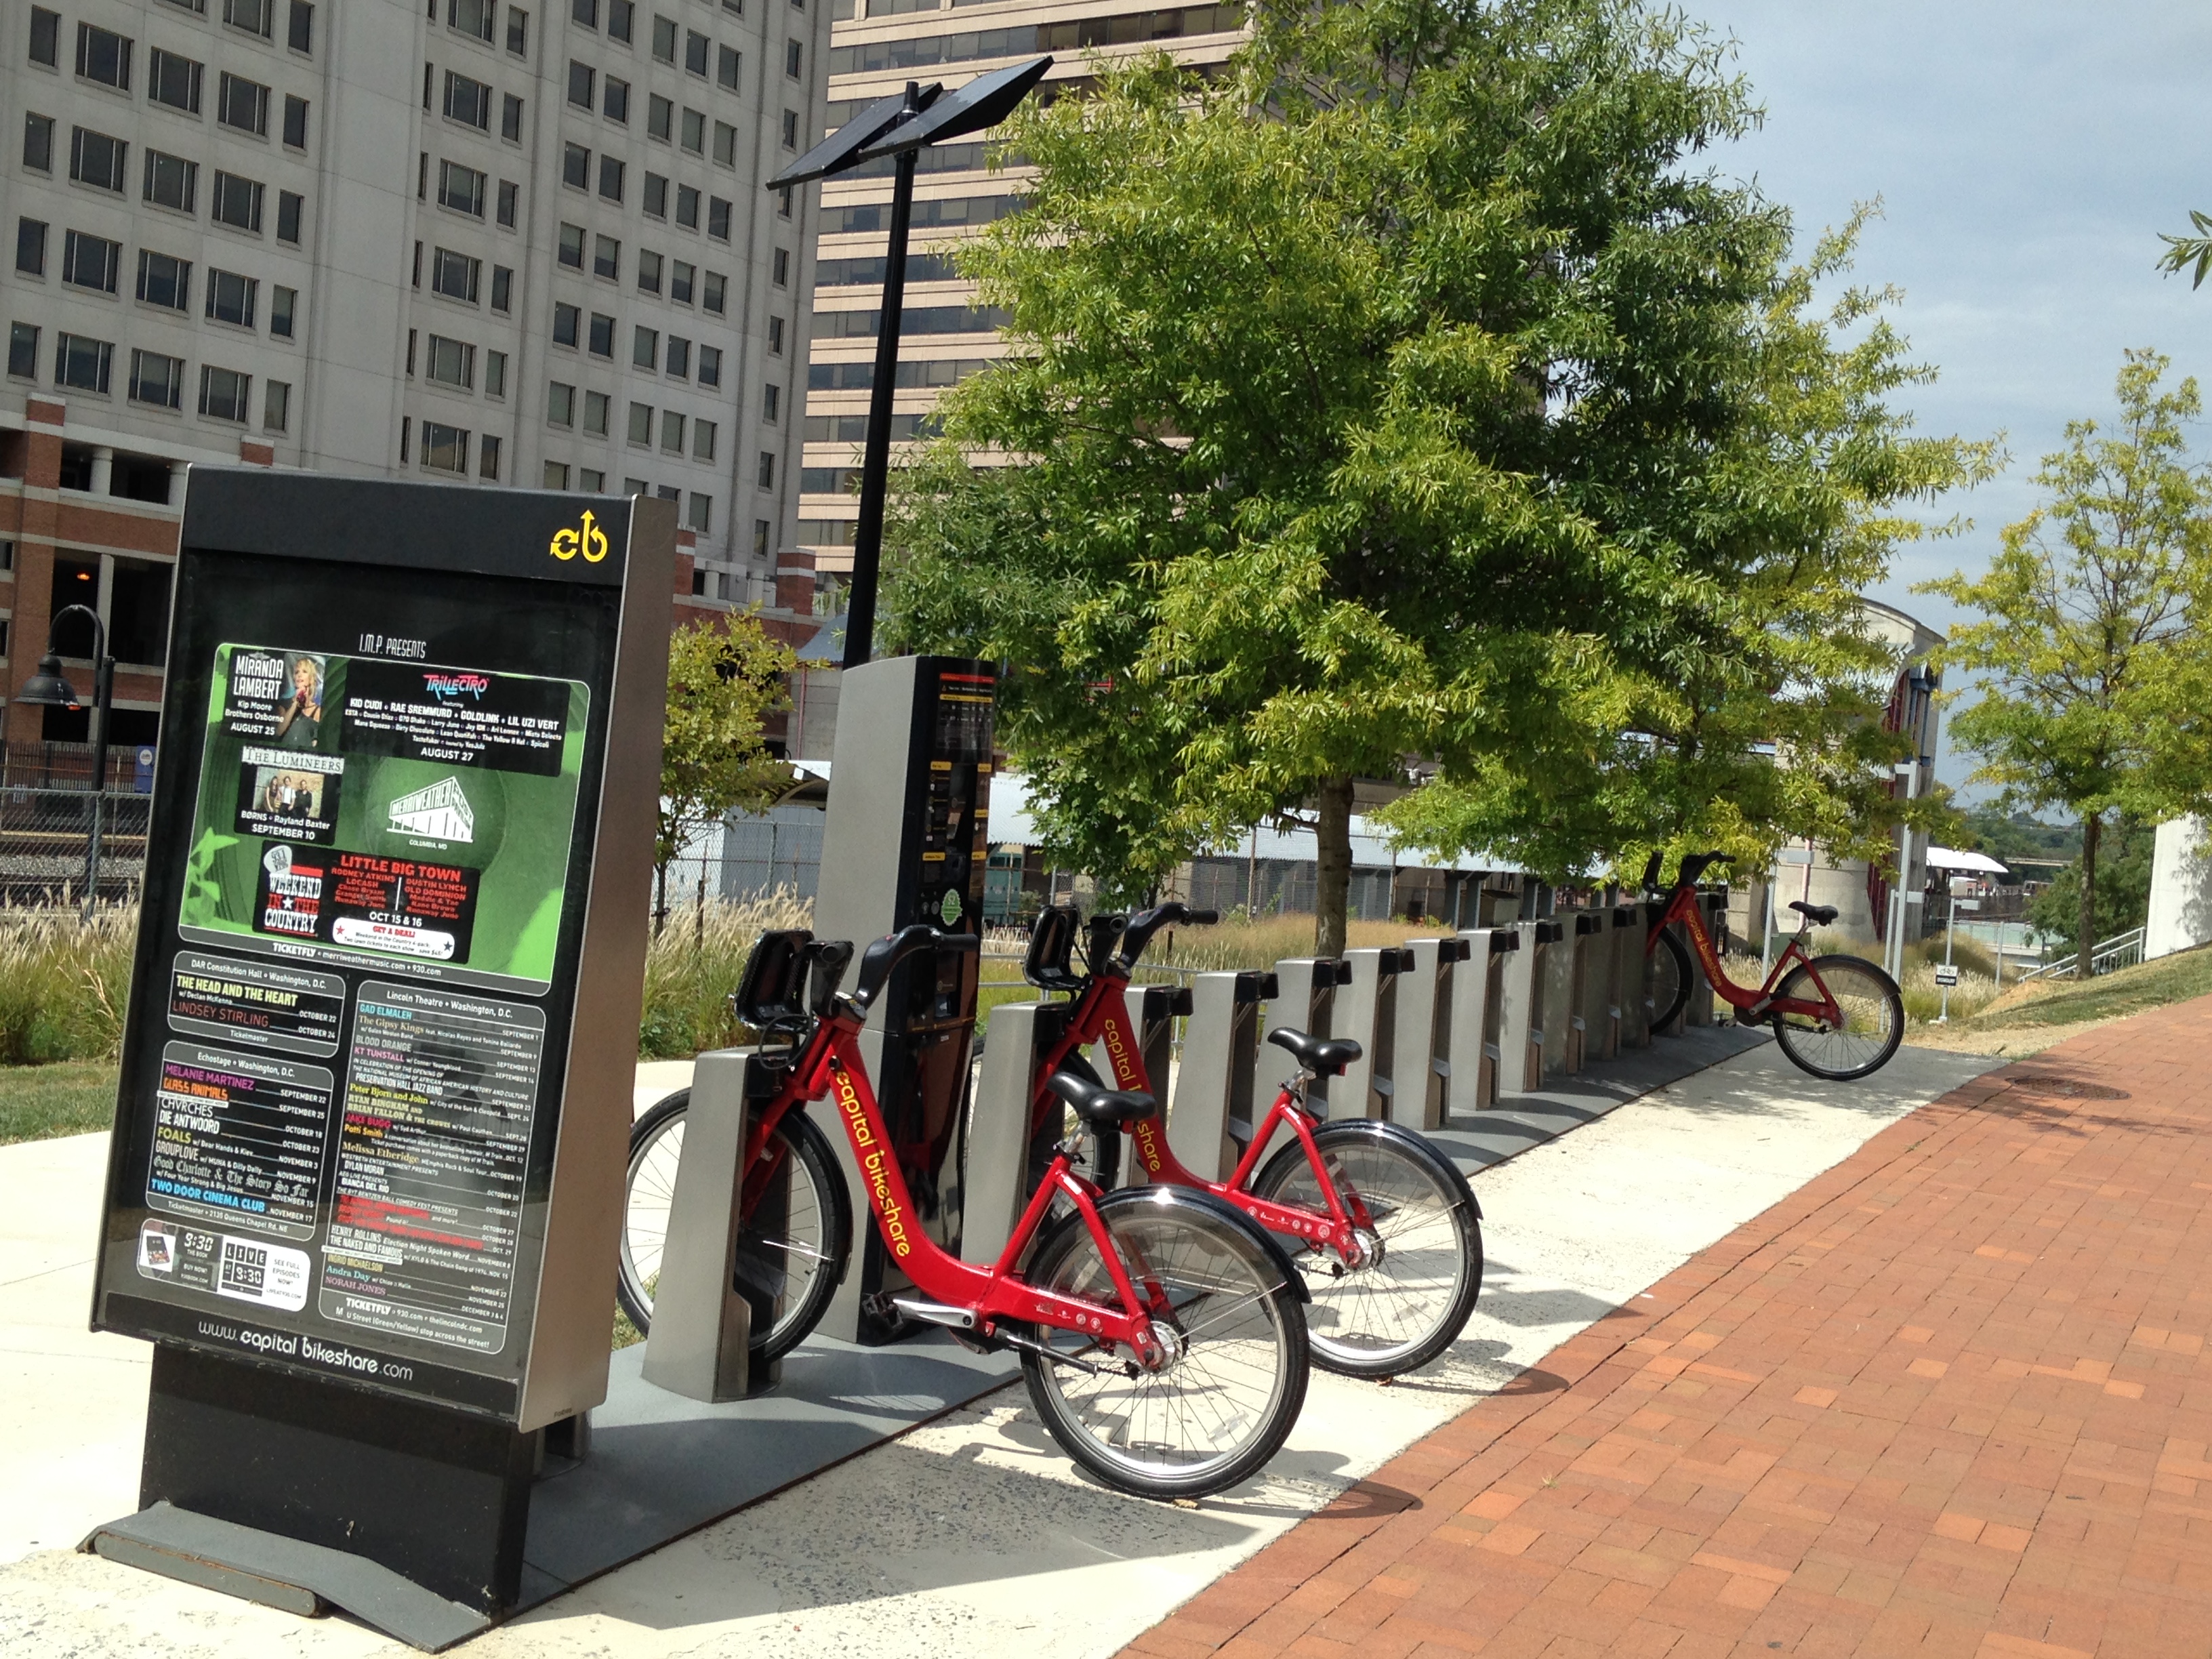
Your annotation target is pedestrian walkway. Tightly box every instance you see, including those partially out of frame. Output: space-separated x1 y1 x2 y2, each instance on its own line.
1120 1002 2212 1659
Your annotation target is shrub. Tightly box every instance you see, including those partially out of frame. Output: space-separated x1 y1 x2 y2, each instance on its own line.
0 907 137 1063
638 889 813 1059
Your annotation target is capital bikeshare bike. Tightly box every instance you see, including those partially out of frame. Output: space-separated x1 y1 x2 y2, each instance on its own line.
618 922 1312 1499
1022 903 1484 1379
1642 851 1905 1081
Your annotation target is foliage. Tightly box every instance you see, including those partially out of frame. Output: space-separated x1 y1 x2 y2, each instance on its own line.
1919 350 2212 974
2156 208 2212 289
1971 941 2212 1031
2025 816 2154 945
1957 804 2080 869
884 0 1988 952
638 889 813 1058
656 617 797 927
0 1059 123 1145
0 907 136 1065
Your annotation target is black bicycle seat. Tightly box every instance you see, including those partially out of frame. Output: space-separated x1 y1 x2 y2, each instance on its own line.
1044 1069 1157 1128
1788 901 1839 926
1266 1027 1362 1078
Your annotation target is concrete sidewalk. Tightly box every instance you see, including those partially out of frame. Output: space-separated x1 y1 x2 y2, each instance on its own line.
0 1038 1996 1656
1121 1001 2212 1659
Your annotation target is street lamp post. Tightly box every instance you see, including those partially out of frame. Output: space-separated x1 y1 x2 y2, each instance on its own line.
14 605 115 916
767 54 1052 672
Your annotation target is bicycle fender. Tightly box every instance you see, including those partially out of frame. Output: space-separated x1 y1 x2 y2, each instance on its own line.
1309 1118 1483 1219
1097 1183 1313 1304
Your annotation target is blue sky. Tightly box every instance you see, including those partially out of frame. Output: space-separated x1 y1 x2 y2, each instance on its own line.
1694 1 2212 795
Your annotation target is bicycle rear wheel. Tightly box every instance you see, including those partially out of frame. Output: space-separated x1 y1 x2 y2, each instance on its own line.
1019 1188 1309 1500
1770 955 1904 1081
1248 1121 1482 1377
618 1090 851 1360
1646 925 1692 1031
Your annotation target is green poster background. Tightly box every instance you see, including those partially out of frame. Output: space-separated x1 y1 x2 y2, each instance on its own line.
178 644 591 989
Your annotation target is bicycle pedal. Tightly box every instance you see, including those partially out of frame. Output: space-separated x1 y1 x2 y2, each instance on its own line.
888 1297 978 1332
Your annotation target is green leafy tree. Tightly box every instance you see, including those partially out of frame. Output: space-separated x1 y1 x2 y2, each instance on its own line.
884 0 1987 951
1919 350 2211 977
657 617 796 930
2026 816 2154 949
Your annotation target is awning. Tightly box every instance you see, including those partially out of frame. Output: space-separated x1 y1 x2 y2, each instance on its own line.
1925 845 2010 875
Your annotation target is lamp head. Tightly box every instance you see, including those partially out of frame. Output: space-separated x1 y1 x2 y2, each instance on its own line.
16 653 81 710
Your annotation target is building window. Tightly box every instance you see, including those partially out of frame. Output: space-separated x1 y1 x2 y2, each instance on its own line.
777 184 792 220
479 434 501 478
277 190 304 243
129 348 185 409
676 185 699 229
218 73 270 136
772 247 788 286
567 59 594 108
506 5 528 54
781 109 798 150
687 28 709 73
144 150 198 212
211 171 265 232
665 337 689 377
762 382 779 423
698 344 721 387
714 120 737 167
15 220 45 278
426 334 474 389
485 350 507 396
670 260 694 303
451 0 495 42
687 493 711 532
754 518 770 558
708 197 731 241
544 459 571 489
272 284 297 337
497 179 518 226
584 390 609 434
432 246 482 302
206 267 258 327
70 128 129 192
558 222 585 268
594 233 621 279
400 416 410 461
76 23 133 91
588 312 615 356
784 36 801 77
681 107 705 155
649 95 673 142
766 313 781 352
638 249 662 292
138 249 192 310
440 159 487 216
632 325 658 368
264 379 290 432
627 401 652 445
23 114 54 173
7 325 39 381
149 49 203 112
605 78 630 123
563 143 590 188
756 450 774 489
283 94 309 148
661 409 684 453
552 302 580 346
492 265 512 310
572 0 596 26
716 44 740 89
224 0 274 39
707 272 728 315
651 13 676 62
201 365 251 420
608 0 632 40
407 329 416 375
422 422 469 474
289 0 314 52
28 6 59 66
598 155 625 201
502 92 525 140
693 419 716 460
644 174 668 219
444 70 492 129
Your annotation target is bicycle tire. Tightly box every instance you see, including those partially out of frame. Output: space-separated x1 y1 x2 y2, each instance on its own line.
1019 1186 1309 1500
1769 954 1904 1081
1248 1120 1483 1377
617 1090 853 1360
1646 924 1692 1032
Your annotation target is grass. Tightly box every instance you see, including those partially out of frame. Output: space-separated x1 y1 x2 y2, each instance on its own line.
1968 945 2212 1031
0 1059 120 1145
639 889 814 1059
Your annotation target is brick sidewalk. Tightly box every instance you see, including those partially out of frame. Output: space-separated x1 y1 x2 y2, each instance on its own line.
1126 1001 2212 1659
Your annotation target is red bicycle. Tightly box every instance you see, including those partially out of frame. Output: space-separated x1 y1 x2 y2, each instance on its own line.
1025 903 1484 1378
1643 851 1904 1080
621 923 1311 1500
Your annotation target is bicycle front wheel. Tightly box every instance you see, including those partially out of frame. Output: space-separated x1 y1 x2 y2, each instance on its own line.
1019 1188 1309 1500
1646 925 1692 1031
618 1090 851 1360
1248 1121 1482 1377
1770 955 1904 1081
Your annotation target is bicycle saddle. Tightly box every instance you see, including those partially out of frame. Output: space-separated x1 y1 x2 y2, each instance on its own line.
1044 1069 1158 1127
1267 1027 1362 1078
1788 901 1839 926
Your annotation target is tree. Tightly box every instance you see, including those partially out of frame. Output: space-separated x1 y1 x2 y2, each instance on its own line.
1919 350 2211 977
884 0 1986 952
656 617 796 930
2026 815 2153 951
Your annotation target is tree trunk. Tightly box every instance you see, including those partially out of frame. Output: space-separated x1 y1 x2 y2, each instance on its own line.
1314 774 1354 958
2074 811 2100 981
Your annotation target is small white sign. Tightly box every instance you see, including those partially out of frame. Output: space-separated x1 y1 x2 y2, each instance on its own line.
1933 964 1960 987
1954 898 1982 912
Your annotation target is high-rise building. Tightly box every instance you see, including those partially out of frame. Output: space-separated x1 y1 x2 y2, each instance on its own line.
0 0 828 749
795 0 1246 597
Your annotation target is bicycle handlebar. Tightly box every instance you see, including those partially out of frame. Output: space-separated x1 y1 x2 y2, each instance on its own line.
846 924 979 1015
1117 903 1218 969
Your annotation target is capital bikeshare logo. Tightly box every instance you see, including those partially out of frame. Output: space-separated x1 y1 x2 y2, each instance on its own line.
832 1063 913 1257
548 508 609 564
1101 1017 1166 1175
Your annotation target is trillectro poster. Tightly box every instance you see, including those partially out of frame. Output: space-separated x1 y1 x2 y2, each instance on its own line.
178 645 588 996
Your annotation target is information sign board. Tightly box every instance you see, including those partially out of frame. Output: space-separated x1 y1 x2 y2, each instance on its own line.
91 470 672 1431
1933 964 1961 987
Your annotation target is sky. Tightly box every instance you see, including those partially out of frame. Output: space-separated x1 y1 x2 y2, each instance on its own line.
1688 1 2212 798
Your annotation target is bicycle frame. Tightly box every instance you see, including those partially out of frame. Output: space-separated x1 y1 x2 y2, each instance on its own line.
1647 885 1841 1024
739 1005 1171 1367
1030 969 1374 1256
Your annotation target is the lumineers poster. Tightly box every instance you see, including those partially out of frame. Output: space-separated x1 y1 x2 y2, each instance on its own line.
136 643 589 1364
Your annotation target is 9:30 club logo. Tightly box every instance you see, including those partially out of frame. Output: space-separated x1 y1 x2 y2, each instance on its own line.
548 510 609 564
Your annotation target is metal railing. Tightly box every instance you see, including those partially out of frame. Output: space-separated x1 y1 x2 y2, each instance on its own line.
2020 924 2146 982
0 786 150 905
